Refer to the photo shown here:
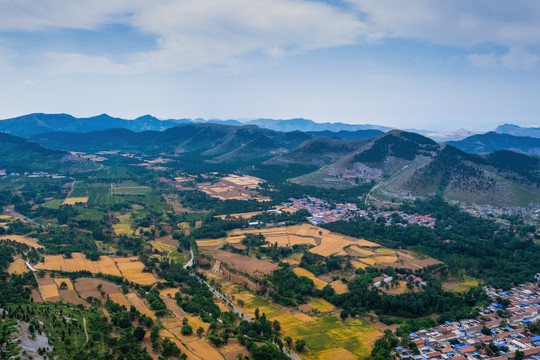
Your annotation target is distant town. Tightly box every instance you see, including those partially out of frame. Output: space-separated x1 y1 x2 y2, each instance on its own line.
394 280 540 360
285 197 436 227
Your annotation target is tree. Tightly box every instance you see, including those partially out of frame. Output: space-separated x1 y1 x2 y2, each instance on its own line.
59 281 68 290
150 326 160 343
272 320 281 332
196 327 204 337
134 326 146 342
284 336 293 347
515 350 525 360
295 339 306 352
181 324 193 335
481 326 492 336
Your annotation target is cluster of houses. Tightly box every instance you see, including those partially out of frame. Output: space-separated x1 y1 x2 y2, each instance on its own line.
285 197 436 227
394 282 540 359
0 170 66 179
361 209 437 228
285 197 358 224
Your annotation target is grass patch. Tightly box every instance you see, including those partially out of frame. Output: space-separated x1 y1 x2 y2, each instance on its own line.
41 199 64 209
74 207 106 221
308 298 334 313
449 275 480 293
113 214 133 235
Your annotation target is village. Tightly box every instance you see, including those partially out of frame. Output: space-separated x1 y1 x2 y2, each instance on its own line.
393 280 540 360
285 197 436 227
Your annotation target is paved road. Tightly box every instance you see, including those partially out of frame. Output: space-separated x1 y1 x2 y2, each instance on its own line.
4 207 47 230
23 259 37 272
183 248 194 269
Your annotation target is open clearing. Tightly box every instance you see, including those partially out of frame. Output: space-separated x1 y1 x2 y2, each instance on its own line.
330 280 348 295
34 253 157 285
62 197 89 205
0 235 44 249
198 174 271 201
443 275 480 293
8 258 29 274
388 250 441 270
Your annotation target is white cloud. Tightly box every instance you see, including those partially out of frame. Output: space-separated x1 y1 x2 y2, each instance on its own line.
468 48 540 70
0 0 135 31
2 0 540 73
9 0 363 74
347 0 540 47
468 53 499 69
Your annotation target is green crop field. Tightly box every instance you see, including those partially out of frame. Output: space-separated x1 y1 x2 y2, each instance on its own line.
41 199 64 209
74 206 106 221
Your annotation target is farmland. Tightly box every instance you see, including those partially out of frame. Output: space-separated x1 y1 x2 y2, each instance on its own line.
62 196 89 205
7 258 29 274
293 267 329 290
212 250 279 277
200 224 437 273
111 181 151 195
198 174 271 201
0 234 44 248
219 279 382 360
33 253 158 285
113 214 133 235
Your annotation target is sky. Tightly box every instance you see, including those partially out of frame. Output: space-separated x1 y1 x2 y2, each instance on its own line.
0 0 539 131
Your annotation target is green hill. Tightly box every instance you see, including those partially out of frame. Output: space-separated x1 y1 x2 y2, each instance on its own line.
0 132 95 173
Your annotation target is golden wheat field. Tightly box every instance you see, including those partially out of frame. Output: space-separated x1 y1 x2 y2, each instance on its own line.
7 258 29 274
0 235 44 248
63 197 89 205
293 267 328 290
34 253 157 285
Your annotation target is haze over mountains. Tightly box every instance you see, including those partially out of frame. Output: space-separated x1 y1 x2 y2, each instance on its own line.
0 112 538 143
0 113 390 139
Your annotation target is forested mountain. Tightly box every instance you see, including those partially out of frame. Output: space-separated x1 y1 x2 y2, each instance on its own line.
306 129 385 140
31 124 312 161
11 122 540 209
0 132 95 173
270 130 540 208
448 131 540 155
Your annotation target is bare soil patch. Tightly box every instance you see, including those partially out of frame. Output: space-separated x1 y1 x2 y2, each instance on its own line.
212 250 279 277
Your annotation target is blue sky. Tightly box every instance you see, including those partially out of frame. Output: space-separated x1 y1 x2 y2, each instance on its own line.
0 0 539 130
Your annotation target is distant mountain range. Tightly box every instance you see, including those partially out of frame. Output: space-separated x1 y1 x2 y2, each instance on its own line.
448 132 540 156
496 124 540 138
0 113 391 138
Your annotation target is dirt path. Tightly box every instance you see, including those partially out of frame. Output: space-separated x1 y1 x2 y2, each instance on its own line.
82 314 89 344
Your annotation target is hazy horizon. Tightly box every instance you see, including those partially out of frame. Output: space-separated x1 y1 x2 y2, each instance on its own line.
1 1 539 131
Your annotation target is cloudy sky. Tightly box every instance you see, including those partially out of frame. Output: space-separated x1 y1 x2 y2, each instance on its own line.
1 0 539 130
